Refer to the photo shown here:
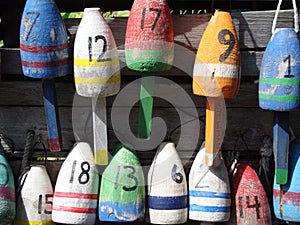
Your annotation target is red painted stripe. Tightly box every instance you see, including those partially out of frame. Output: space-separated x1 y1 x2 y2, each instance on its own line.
52 205 96 214
21 59 68 68
273 189 300 205
20 43 68 53
54 192 98 200
49 138 62 152
0 186 16 202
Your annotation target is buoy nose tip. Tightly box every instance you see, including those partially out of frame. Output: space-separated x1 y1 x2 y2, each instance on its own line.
49 138 63 152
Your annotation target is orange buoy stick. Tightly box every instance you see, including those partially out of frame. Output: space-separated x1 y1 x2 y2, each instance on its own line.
193 10 240 167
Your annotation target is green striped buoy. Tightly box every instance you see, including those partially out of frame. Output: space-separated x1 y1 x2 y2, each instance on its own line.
99 145 145 222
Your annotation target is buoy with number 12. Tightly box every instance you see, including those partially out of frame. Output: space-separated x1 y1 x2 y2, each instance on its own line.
193 10 240 167
52 142 99 225
98 146 145 222
74 7 120 166
19 0 69 152
148 142 188 224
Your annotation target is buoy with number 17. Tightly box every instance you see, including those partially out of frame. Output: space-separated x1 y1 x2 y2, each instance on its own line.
99 146 145 222
52 142 99 225
193 10 240 167
19 0 69 152
74 7 120 166
148 142 188 224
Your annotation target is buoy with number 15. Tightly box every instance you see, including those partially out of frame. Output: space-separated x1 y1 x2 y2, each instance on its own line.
52 142 99 225
74 7 120 166
193 10 240 167
148 142 188 224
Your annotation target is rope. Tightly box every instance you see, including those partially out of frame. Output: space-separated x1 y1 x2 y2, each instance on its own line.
258 135 273 186
20 130 35 175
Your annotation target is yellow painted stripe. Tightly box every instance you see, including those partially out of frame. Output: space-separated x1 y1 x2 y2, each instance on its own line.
74 74 120 85
74 57 119 67
95 149 108 165
13 219 55 225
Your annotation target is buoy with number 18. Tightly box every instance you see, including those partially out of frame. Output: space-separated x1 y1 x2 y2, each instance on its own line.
13 165 54 225
193 10 240 167
52 142 99 225
189 142 231 222
148 142 188 224
99 146 145 222
74 7 120 166
19 0 69 152
0 145 16 224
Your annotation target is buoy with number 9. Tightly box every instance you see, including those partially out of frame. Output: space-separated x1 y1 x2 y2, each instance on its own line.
148 142 188 224
13 165 54 225
99 145 145 222
0 145 16 224
52 142 99 225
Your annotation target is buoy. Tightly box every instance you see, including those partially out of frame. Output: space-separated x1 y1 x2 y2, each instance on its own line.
148 142 188 224
259 0 300 185
189 142 231 222
0 144 16 224
273 143 300 222
226 163 272 225
52 142 99 225
98 145 145 222
74 7 120 165
20 0 69 152
14 165 54 225
193 10 240 167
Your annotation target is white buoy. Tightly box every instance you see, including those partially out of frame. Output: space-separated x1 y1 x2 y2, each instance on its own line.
52 142 99 225
189 142 231 222
148 142 188 224
13 165 54 225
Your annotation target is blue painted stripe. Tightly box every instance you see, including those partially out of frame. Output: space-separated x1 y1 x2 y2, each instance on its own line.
149 195 188 210
189 204 230 213
99 201 145 222
189 190 230 199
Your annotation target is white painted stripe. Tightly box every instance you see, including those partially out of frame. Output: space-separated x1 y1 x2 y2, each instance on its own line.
149 208 187 224
189 196 231 207
193 63 240 78
53 196 97 209
189 211 230 221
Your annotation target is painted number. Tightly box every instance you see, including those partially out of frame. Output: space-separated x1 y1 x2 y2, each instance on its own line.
88 35 111 62
69 160 90 185
141 7 162 30
38 194 53 214
218 29 235 62
171 164 183 183
114 165 138 191
238 196 261 219
0 163 9 186
284 55 294 78
23 12 40 41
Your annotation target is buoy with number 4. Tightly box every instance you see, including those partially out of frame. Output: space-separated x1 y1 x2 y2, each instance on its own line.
20 0 69 152
189 142 231 222
148 142 188 224
52 142 99 225
99 145 145 222
193 10 240 167
0 145 16 224
226 163 272 225
74 7 120 166
14 165 54 225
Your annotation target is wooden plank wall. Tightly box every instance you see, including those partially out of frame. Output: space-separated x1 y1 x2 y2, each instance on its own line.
0 6 299 225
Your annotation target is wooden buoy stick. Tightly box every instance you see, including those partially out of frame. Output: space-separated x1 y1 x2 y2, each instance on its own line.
138 73 155 139
92 96 108 165
205 97 223 166
42 79 62 152
273 111 289 185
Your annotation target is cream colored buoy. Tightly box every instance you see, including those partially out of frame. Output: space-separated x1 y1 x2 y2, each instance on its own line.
148 142 188 224
14 165 54 225
52 142 99 225
74 7 120 166
189 142 231 222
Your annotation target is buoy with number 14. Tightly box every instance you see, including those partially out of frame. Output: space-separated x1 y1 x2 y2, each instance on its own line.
193 10 240 167
74 7 120 166
52 142 99 225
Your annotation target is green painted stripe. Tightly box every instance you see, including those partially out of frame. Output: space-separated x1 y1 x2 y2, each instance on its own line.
259 78 300 85
259 93 300 102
